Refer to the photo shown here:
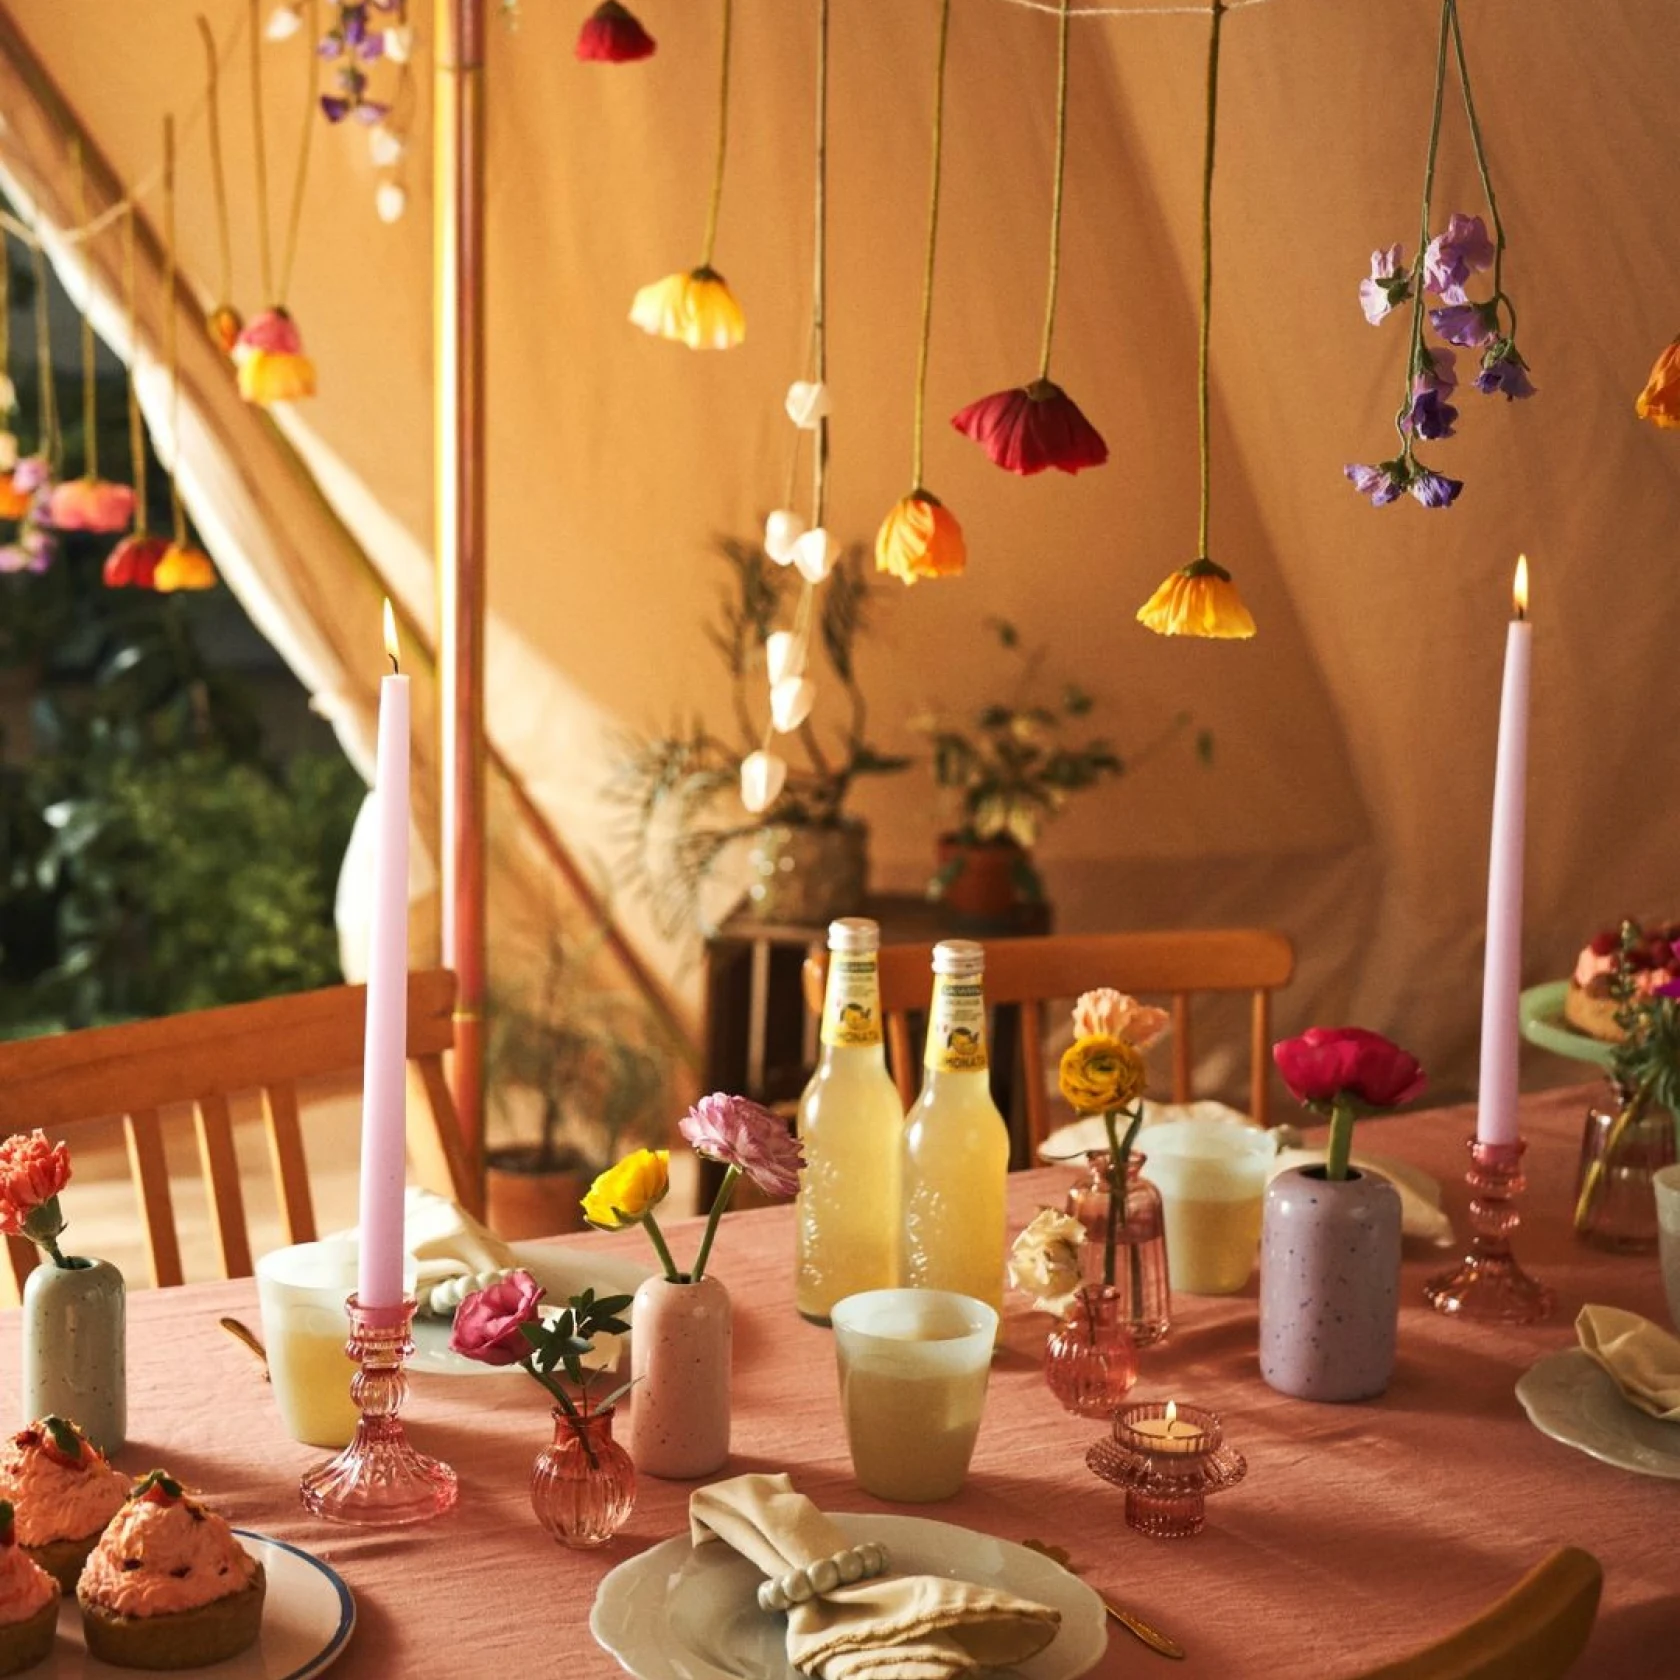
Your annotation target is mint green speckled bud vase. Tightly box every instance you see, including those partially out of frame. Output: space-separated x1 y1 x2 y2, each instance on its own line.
22 1256 126 1452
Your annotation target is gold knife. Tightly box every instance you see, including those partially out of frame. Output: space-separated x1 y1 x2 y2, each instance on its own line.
1022 1540 1186 1661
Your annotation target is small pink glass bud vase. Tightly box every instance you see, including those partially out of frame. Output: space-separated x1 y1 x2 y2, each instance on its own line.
531 1407 636 1549
1064 1152 1171 1347
1042 1285 1137 1417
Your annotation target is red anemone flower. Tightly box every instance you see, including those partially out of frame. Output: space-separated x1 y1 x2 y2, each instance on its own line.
950 378 1108 476
103 534 169 590
576 1 656 63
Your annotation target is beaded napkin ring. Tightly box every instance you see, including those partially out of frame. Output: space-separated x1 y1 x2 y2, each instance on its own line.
416 1268 518 1318
756 1542 891 1613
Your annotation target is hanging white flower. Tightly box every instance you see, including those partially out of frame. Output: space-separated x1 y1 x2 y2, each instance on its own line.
769 677 816 734
764 508 805 566
369 124 406 168
375 182 408 224
740 750 788 814
784 380 829 430
791 527 836 584
383 24 415 63
0 375 15 413
765 631 804 685
265 3 304 41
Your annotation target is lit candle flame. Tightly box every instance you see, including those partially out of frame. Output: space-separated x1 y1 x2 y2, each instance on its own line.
1164 1400 1178 1427
382 599 399 672
1512 555 1529 620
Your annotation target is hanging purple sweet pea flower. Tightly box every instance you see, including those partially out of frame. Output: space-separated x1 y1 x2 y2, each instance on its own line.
1423 212 1495 303
1475 341 1536 400
1406 384 1459 440
1417 344 1457 396
1359 244 1411 326
1430 302 1499 349
1344 460 1408 506
1409 466 1463 508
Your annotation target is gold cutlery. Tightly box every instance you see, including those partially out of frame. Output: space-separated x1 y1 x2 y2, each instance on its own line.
1022 1540 1186 1661
218 1317 270 1381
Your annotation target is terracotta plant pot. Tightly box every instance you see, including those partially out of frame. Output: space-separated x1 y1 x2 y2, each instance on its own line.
933 834 1039 919
484 1146 590 1242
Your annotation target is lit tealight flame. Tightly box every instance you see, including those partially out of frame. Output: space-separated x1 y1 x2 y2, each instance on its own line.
1165 1400 1178 1428
382 599 399 672
1513 554 1529 620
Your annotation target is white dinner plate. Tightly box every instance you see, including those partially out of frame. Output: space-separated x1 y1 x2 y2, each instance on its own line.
1038 1099 1255 1161
410 1240 654 1376
1515 1348 1680 1480
591 1511 1107 1680
36 1531 354 1679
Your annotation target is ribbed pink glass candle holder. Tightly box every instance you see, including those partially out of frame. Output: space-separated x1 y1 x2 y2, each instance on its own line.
299 1296 458 1525
1424 1137 1554 1323
1087 1400 1245 1538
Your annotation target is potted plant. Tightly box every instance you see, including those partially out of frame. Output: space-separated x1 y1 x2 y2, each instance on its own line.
914 619 1200 920
609 537 908 938
485 916 677 1240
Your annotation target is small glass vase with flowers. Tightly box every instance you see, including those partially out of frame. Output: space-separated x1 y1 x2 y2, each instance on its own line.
0 1131 125 1453
450 1277 637 1548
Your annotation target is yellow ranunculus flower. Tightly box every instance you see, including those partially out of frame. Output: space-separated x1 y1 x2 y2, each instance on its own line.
1058 1034 1147 1116
874 488 966 585
152 543 217 592
237 349 317 406
1635 335 1680 429
629 266 744 351
582 1147 670 1229
1136 557 1256 640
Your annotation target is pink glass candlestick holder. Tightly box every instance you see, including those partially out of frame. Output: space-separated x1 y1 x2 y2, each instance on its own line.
1424 1136 1554 1324
1086 1400 1245 1538
299 1296 458 1525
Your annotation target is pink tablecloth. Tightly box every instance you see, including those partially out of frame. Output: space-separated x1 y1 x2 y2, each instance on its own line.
6 1084 1676 1678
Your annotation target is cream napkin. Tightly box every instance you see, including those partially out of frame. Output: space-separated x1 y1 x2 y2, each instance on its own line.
329 1189 520 1295
690 1473 1060 1680
1577 1304 1680 1421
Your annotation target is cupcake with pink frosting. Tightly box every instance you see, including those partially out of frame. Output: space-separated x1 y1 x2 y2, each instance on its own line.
0 1499 59 1675
0 1416 129 1591
78 1472 264 1671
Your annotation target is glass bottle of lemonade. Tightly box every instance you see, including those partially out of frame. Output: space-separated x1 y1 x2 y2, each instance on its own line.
795 918 905 1323
901 940 1008 1316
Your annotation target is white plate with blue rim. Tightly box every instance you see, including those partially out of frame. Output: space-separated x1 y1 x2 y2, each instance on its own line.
591 1512 1107 1680
48 1531 354 1679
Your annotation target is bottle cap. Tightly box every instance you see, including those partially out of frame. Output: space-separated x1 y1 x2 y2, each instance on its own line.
827 918 879 953
931 939 985 977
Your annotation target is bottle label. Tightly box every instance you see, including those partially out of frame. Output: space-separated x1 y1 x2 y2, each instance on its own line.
925 976 988 1072
821 955 883 1048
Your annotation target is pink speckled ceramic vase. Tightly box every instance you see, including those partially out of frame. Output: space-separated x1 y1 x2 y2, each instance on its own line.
1258 1166 1401 1403
630 1273 732 1478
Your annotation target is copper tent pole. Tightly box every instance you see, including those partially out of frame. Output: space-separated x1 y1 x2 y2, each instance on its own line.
435 0 488 1178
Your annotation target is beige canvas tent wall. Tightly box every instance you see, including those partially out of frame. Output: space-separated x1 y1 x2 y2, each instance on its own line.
2 0 1675 1110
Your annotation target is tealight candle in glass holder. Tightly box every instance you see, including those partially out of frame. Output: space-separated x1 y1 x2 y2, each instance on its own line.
1087 1399 1246 1538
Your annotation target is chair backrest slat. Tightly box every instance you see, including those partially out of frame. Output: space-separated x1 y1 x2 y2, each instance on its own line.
0 970 475 1300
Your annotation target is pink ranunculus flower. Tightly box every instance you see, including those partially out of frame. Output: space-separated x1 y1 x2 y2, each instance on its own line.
1272 1027 1426 1112
0 1131 71 1238
1071 989 1171 1051
679 1092 806 1201
448 1269 545 1366
45 478 136 535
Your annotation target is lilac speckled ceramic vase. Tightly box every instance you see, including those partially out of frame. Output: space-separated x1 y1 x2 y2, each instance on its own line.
1259 1166 1401 1403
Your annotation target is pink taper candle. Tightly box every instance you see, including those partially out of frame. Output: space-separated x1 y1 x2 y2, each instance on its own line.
357 601 411 1308
1475 557 1530 1148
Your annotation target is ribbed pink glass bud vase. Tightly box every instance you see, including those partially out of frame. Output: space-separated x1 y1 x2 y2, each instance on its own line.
530 1408 635 1548
1043 1285 1138 1417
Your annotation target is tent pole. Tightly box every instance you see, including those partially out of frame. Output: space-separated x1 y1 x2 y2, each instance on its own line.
434 0 488 1180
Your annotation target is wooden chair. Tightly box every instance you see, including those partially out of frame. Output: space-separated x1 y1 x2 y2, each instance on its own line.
804 928 1295 1157
0 968 478 1296
1349 1546 1602 1680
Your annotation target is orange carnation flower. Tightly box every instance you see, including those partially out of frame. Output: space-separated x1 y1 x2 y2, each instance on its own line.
874 489 966 586
1635 336 1680 429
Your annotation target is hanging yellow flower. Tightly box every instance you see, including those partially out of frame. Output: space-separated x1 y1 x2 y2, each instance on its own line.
1137 557 1256 640
153 542 217 592
874 489 966 585
582 1148 671 1230
1635 336 1680 429
237 348 317 405
629 267 744 351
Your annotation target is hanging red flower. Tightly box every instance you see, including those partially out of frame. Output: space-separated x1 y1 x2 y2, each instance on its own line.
950 379 1108 477
103 534 169 590
576 2 656 63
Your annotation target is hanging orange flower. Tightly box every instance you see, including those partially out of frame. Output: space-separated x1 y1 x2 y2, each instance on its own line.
207 306 243 357
874 489 966 586
0 478 30 522
153 542 217 592
1136 558 1256 640
1635 336 1680 429
629 268 744 351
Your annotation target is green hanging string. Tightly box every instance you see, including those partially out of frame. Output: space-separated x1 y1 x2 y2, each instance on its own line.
248 0 274 301
911 0 953 490
698 0 733 270
277 0 320 307
31 243 59 471
1036 0 1071 382
1448 0 1512 334
1195 0 1224 559
810 0 829 527
164 117 185 547
124 206 148 533
72 140 99 483
198 15 235 310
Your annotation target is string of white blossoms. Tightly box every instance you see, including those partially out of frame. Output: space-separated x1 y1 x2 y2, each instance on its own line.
741 378 834 814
